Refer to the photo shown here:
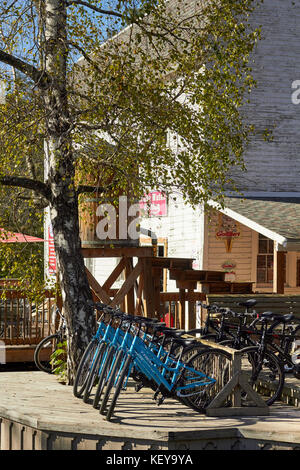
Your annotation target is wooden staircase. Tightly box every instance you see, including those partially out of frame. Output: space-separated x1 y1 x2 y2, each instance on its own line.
82 247 253 329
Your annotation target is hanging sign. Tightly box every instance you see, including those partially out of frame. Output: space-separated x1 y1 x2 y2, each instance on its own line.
139 191 167 217
221 260 237 281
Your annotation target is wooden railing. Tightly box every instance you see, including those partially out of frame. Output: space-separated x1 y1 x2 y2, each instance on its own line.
0 290 57 345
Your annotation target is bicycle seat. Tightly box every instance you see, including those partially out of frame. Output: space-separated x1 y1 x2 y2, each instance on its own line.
133 316 159 324
260 311 284 321
154 327 184 337
186 328 203 335
117 314 134 322
151 322 166 328
94 302 109 310
282 314 294 323
237 299 257 309
164 328 186 338
171 337 196 347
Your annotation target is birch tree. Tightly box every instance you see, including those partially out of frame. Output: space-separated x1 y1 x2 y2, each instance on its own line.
0 0 261 381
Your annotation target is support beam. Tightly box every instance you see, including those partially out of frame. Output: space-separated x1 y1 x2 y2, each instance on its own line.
273 245 286 294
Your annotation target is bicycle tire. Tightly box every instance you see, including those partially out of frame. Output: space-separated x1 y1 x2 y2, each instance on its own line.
179 348 232 413
34 334 60 373
73 339 100 398
99 349 126 415
82 342 106 403
238 345 284 406
106 355 132 421
179 342 210 363
92 344 116 409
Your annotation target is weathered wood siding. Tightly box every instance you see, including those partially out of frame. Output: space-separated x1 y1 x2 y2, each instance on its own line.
205 213 254 283
227 0 300 192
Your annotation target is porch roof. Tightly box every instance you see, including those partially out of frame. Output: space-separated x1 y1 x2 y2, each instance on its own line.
208 197 300 251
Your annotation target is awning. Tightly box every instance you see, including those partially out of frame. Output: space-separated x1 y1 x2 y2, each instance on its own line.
0 228 44 243
208 197 300 251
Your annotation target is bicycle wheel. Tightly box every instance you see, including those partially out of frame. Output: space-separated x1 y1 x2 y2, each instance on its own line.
73 339 100 398
179 341 210 363
106 355 132 421
34 334 60 373
99 349 126 415
92 344 116 409
179 348 232 413
238 346 284 406
82 342 106 403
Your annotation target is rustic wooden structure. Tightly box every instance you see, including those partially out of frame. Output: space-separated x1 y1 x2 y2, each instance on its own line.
81 246 254 330
179 337 269 417
204 343 269 417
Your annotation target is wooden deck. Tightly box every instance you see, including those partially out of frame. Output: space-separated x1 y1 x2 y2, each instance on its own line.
0 371 300 450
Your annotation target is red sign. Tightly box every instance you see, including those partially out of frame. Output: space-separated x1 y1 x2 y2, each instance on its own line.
216 230 240 238
139 191 167 217
48 226 56 274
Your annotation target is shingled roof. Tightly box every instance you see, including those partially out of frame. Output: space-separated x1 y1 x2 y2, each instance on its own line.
208 197 300 250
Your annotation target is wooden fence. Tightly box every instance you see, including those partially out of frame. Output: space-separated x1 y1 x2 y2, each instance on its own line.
0 290 57 345
206 294 300 319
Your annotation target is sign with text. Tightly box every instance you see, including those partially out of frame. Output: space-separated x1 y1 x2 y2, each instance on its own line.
216 213 241 253
48 225 57 275
139 191 167 217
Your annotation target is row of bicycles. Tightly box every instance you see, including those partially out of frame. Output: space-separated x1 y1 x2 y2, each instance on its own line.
72 303 223 421
34 298 300 420
71 299 300 420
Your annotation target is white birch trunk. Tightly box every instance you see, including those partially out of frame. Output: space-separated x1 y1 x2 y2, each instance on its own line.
43 0 95 382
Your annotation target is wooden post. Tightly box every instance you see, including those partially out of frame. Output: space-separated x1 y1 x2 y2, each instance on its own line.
187 289 195 330
273 244 286 294
152 267 162 319
176 280 197 330
178 288 185 329
142 258 156 317
124 258 135 314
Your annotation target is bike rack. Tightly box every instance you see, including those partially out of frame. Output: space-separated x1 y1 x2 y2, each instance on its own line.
183 338 270 417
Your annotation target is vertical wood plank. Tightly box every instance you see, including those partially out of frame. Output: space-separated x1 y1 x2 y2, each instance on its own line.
125 258 135 314
134 274 144 315
273 247 286 294
142 258 156 318
178 288 185 329
188 289 195 330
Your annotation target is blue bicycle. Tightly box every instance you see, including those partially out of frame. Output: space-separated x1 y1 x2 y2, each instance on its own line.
73 304 232 421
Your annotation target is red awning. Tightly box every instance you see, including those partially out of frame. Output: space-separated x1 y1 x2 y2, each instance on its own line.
0 228 44 243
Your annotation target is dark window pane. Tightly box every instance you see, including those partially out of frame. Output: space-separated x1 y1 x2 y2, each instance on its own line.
257 269 266 283
267 255 273 269
267 268 273 283
257 255 266 268
259 239 268 253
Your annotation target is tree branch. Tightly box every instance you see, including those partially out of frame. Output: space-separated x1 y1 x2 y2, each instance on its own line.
76 184 107 195
0 49 49 88
0 175 51 199
66 1 123 19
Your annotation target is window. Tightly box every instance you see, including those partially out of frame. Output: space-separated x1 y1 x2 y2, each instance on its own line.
257 234 274 283
256 234 286 284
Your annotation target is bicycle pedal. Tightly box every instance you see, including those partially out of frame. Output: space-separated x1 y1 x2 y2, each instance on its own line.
135 382 144 392
156 396 165 406
153 389 160 400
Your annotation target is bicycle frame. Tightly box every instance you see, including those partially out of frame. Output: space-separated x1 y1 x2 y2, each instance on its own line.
111 324 216 398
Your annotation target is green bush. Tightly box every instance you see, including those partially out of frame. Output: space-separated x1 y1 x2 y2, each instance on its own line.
50 340 67 384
